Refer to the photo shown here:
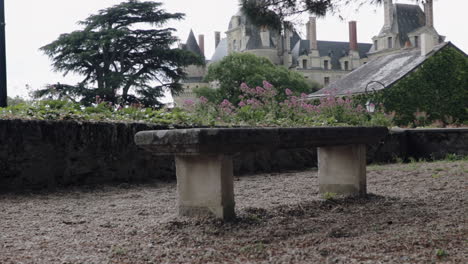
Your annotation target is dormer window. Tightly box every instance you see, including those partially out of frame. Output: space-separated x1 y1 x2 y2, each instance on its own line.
374 40 378 50
302 59 308 69
344 61 349 71
387 37 393 49
324 60 329 70
414 36 419 48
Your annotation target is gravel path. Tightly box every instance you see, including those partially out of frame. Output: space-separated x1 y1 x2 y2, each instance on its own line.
1 160 467 263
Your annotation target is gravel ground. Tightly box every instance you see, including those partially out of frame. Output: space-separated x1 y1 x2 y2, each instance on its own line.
1 160 467 264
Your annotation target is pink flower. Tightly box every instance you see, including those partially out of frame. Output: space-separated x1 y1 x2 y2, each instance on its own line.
220 99 231 107
183 99 195 107
285 89 293 96
263 81 273 89
199 96 208 104
238 101 246 107
240 83 250 92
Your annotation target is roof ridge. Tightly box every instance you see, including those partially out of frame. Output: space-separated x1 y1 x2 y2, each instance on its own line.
316 40 372 45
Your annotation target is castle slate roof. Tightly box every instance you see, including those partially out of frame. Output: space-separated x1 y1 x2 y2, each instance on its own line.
309 42 455 98
290 31 301 51
393 4 426 47
182 30 203 57
210 38 228 63
292 40 372 70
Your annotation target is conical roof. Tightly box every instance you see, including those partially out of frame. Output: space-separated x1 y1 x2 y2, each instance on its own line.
183 30 203 56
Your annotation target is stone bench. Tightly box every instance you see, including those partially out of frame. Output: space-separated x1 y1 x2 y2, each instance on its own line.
135 127 388 220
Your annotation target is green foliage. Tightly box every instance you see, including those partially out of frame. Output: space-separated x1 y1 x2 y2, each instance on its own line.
0 100 191 125
322 192 337 200
240 0 333 30
240 1 388 31
1 83 392 128
201 53 319 104
362 46 468 127
240 242 266 254
192 86 219 103
187 82 392 127
7 96 27 106
37 0 204 107
435 249 448 258
444 153 468 162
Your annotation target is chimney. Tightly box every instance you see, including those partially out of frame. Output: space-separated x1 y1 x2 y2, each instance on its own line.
384 0 393 29
424 0 434 28
349 21 358 51
198 34 205 56
214 31 221 48
284 28 291 52
421 33 435 56
404 40 412 49
307 17 318 50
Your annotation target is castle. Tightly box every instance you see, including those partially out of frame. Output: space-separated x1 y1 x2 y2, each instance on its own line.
175 0 443 105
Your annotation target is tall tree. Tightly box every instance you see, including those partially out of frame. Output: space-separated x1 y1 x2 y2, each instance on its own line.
240 0 412 30
38 0 203 107
198 52 319 104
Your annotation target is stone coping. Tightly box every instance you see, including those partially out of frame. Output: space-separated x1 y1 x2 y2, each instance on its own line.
135 127 388 155
392 127 468 133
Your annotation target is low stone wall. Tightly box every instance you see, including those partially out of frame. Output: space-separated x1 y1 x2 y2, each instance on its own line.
370 128 468 163
405 128 468 160
0 119 466 192
0 120 316 191
0 119 174 191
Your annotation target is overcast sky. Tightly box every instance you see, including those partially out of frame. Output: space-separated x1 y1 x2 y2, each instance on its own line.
5 0 467 98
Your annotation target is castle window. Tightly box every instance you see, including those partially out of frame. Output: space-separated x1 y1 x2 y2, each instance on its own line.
324 77 330 85
324 60 329 70
387 37 393 49
233 40 237 51
374 40 378 50
302 59 308 69
414 36 419 48
344 61 349 71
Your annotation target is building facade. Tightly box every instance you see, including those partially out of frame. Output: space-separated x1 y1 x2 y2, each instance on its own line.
368 0 443 58
175 0 443 105
311 0 450 98
174 10 372 105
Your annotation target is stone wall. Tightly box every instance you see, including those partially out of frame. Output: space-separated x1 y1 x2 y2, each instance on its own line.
0 119 316 191
0 119 466 192
0 119 174 191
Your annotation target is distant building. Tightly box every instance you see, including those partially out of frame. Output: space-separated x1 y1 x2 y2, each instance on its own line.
174 10 372 105
309 41 466 98
311 0 453 97
368 0 443 58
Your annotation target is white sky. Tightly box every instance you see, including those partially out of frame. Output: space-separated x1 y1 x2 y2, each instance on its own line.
5 0 468 98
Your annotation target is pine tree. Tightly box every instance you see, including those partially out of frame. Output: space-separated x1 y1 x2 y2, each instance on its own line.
38 0 204 107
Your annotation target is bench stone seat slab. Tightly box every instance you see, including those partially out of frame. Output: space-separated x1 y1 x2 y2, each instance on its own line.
135 127 388 220
135 127 388 155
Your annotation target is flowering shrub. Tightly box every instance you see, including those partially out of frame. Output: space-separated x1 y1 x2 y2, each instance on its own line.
185 82 393 127
1 82 393 127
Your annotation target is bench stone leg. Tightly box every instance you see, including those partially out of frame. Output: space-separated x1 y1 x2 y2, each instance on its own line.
318 144 367 197
175 154 235 220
